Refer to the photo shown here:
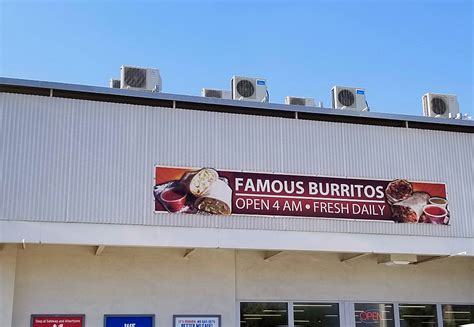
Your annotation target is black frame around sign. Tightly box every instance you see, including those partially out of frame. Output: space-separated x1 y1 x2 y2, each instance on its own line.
30 314 86 327
103 314 155 327
173 315 221 327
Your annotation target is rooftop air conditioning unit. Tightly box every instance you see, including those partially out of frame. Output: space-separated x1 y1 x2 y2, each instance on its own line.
120 65 162 92
201 88 232 99
109 79 121 89
422 93 460 118
285 96 316 107
231 76 268 102
331 86 368 111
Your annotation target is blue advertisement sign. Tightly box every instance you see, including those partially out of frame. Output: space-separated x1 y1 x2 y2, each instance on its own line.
104 315 154 327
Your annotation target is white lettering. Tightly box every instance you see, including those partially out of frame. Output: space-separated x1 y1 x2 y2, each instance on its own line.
256 179 270 192
376 185 385 199
296 181 305 194
235 197 270 210
235 178 244 191
353 203 361 214
353 184 364 197
330 183 340 197
309 182 318 195
271 180 284 193
378 204 386 214
364 185 376 198
319 183 330 196
235 198 246 209
340 184 350 197
283 180 295 194
245 178 256 192
283 200 302 211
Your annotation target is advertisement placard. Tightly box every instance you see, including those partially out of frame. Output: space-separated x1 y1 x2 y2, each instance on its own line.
104 315 154 327
173 315 221 327
154 166 449 224
31 315 85 327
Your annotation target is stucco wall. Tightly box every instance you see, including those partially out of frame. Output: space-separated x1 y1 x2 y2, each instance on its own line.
236 250 474 303
11 245 236 327
9 245 474 326
0 245 17 326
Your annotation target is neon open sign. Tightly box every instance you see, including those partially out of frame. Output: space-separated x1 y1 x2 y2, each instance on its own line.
359 310 382 323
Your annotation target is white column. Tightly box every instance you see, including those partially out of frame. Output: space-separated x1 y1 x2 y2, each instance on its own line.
394 303 401 327
436 304 443 327
344 302 355 327
287 301 294 327
0 244 17 326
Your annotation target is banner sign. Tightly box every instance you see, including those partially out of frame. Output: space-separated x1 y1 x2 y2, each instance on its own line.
104 315 154 327
173 315 221 327
154 166 449 224
31 315 85 327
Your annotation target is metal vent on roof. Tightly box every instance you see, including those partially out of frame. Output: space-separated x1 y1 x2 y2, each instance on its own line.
112 79 121 88
204 89 223 98
123 67 146 88
338 89 355 107
431 97 447 115
289 97 306 106
236 80 255 98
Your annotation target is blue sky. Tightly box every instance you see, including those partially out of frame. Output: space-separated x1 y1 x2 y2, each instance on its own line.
1 0 472 116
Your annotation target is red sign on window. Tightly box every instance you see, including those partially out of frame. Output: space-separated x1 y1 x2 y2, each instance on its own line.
31 315 85 327
360 310 382 322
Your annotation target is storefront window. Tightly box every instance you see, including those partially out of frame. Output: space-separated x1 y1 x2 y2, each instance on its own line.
293 302 340 327
240 302 288 327
442 304 474 327
354 303 394 327
399 304 438 327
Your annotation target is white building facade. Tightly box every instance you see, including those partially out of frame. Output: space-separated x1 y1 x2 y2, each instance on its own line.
0 78 473 327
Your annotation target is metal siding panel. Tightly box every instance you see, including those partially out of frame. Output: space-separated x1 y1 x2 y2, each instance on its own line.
0 94 71 222
143 108 284 226
1 93 472 239
214 113 283 172
0 94 6 219
143 107 221 226
149 111 473 238
66 99 148 225
281 119 348 177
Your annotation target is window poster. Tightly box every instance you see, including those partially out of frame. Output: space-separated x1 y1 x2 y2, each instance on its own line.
173 315 221 327
31 315 85 327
